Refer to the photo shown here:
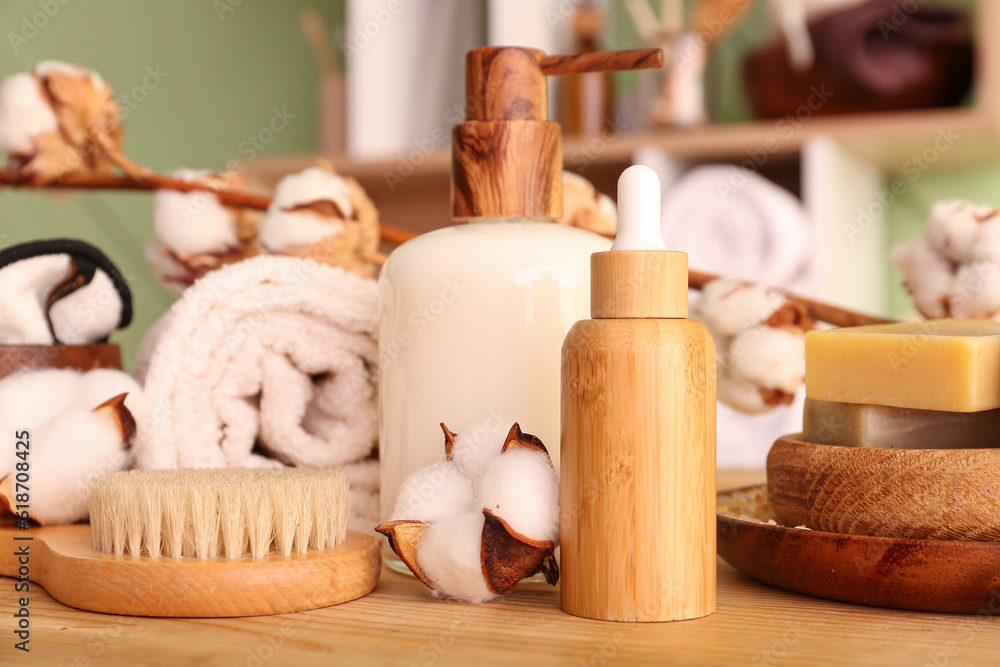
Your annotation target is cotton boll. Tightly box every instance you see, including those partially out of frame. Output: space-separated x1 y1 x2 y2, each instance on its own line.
154 169 241 255
890 236 954 319
259 167 380 279
49 270 123 344
0 254 71 345
558 171 617 236
0 72 58 154
449 417 509 480
728 326 805 395
390 458 474 523
926 199 998 263
948 260 1000 319
477 449 559 543
262 208 346 250
717 376 770 414
692 277 786 338
261 166 356 250
5 408 128 525
972 218 1000 263
0 369 82 435
416 512 497 603
79 369 149 432
34 60 105 87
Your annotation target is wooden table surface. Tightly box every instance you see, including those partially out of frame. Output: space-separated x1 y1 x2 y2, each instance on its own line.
3 469 998 666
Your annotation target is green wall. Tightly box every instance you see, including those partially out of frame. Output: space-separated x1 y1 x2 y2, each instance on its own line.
0 0 344 367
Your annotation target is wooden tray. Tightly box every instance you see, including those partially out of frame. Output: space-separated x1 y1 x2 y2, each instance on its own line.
717 485 1000 614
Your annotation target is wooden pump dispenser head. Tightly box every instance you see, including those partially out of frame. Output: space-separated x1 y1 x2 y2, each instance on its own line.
451 46 663 220
560 166 717 622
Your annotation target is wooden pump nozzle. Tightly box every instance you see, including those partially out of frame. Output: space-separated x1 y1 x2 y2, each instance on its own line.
452 46 664 220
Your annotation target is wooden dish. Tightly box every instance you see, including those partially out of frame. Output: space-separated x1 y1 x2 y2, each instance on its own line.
716 485 1000 613
767 435 1000 541
0 343 122 380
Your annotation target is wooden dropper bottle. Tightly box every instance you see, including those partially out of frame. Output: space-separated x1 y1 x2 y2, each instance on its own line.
560 165 717 622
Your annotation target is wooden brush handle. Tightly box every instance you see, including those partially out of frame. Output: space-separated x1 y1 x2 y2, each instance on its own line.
0 525 380 617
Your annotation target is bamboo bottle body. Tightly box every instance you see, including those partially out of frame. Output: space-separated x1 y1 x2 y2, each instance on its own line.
560 318 716 622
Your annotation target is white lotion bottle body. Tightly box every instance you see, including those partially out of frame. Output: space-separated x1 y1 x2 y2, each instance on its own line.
378 219 610 559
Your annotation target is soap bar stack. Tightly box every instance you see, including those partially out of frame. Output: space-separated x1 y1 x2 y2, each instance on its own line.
803 319 1000 449
767 319 1000 542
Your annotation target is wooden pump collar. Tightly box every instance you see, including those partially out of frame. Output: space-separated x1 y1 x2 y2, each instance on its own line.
451 46 664 220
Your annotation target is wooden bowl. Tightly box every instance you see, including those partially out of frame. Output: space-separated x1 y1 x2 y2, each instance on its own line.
767 435 1000 541
0 344 122 380
717 485 1000 613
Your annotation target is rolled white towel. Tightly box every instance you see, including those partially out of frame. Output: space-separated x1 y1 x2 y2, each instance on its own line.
136 255 379 529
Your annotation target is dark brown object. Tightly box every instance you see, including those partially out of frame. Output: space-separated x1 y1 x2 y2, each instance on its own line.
717 484 1000 614
0 343 122 380
452 46 663 220
93 392 137 450
440 422 458 458
767 435 1000 541
481 509 556 595
744 0 973 118
500 422 548 455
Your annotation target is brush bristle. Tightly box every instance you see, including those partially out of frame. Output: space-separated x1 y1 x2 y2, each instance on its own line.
88 468 350 559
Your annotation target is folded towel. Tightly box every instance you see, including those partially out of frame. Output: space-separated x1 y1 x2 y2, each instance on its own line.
0 239 131 345
135 255 379 531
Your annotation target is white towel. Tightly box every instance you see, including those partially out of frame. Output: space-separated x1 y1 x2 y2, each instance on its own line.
136 255 379 531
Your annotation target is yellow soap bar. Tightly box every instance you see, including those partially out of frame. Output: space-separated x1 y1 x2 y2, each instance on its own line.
805 319 1000 412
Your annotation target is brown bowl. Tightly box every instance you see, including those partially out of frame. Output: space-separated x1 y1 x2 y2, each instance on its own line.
766 435 1000 541
717 485 1000 613
0 344 122 380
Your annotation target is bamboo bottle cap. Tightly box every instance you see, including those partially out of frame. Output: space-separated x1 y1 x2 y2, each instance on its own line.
590 166 687 318
452 46 664 220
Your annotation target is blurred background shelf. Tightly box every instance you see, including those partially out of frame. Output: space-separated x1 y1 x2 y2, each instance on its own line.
246 104 1000 236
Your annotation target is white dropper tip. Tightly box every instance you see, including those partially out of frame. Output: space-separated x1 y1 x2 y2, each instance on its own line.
612 164 667 251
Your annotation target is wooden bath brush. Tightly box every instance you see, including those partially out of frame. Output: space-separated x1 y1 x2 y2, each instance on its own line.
0 468 380 617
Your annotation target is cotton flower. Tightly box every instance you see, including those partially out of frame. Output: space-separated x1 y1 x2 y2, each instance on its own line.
889 236 953 319
147 169 258 291
558 171 617 236
892 199 1000 319
0 246 128 345
389 458 474 524
261 166 380 278
692 277 812 414
0 61 126 183
477 448 559 542
0 369 146 525
417 512 497 603
377 421 559 603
